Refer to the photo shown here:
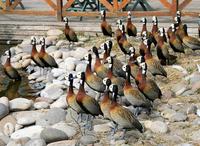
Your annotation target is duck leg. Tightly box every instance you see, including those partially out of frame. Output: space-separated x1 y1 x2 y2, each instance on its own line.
121 129 127 140
111 123 118 136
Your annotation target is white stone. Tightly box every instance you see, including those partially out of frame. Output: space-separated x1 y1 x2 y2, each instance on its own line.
144 120 168 134
47 29 63 36
0 96 9 107
34 102 49 110
75 62 87 72
12 62 22 69
64 57 76 71
50 95 67 109
62 51 71 59
190 129 200 140
70 48 88 59
24 138 46 146
53 51 62 59
51 68 65 78
9 98 33 111
28 71 41 80
36 76 46 82
11 125 44 139
52 80 66 88
15 124 23 131
46 36 58 46
11 55 22 63
47 140 76 146
3 122 15 136
22 59 31 68
40 84 64 100
93 123 111 133
46 46 59 53
22 54 31 60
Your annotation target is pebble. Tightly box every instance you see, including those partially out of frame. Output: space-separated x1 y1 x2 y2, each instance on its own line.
185 71 200 84
40 84 64 100
9 98 33 111
75 62 87 72
172 81 189 95
46 36 58 46
50 95 67 109
28 71 41 80
80 135 98 145
47 29 63 36
0 135 10 144
64 57 76 71
40 128 68 143
11 125 44 139
12 62 22 69
22 59 31 68
47 140 76 146
34 102 49 109
144 120 168 133
196 109 200 117
35 97 54 104
24 138 46 146
0 115 16 134
52 51 62 59
0 103 9 120
7 137 30 146
187 105 197 115
189 129 200 141
52 122 77 138
161 108 176 119
93 123 111 133
15 124 23 131
3 122 15 136
70 47 88 59
191 80 200 93
176 143 193 146
46 46 59 53
0 139 6 146
36 108 66 126
0 96 9 107
168 112 187 122
56 40 69 47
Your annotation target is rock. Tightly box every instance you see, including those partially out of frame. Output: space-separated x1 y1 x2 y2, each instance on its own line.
93 123 111 133
172 81 189 95
64 57 76 71
62 51 71 59
36 76 46 82
12 62 22 69
15 124 23 131
196 109 200 117
40 128 68 143
52 51 62 59
3 122 15 136
51 68 65 78
47 29 63 36
34 102 49 110
51 122 77 138
9 98 33 111
36 108 66 126
47 140 76 146
22 59 31 68
35 97 54 104
28 71 41 80
45 36 58 46
40 84 64 100
187 105 197 115
7 137 30 146
0 103 9 120
185 72 200 84
56 40 69 47
11 125 44 139
0 115 16 134
0 96 9 107
162 90 175 99
46 46 59 53
11 54 22 62
168 112 187 122
191 80 200 93
24 138 46 146
161 108 176 119
0 135 10 144
70 47 88 59
0 139 5 146
190 129 200 140
176 143 193 146
50 95 67 109
75 62 87 72
144 120 168 133
79 135 98 145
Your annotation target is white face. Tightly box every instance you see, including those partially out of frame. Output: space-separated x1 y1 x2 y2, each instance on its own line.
177 11 181 16
100 43 105 50
119 25 123 31
142 31 147 37
106 56 111 63
152 16 157 23
171 24 175 32
84 54 89 60
106 40 110 47
108 63 112 68
129 47 135 53
174 17 178 23
143 39 148 46
122 64 127 72
139 62 146 69
4 50 9 56
117 19 122 25
137 56 143 63
63 17 68 22
40 37 45 45
76 72 82 79
109 84 114 92
128 11 131 15
100 10 104 16
103 77 109 85
141 18 145 23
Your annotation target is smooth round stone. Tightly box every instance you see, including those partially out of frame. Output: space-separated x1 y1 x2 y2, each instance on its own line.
36 76 46 82
47 29 63 36
75 62 87 72
22 59 31 68
0 115 16 134
24 138 46 146
52 80 66 89
70 47 88 59
22 54 31 60
51 122 77 138
64 57 76 71
17 117 35 126
0 135 10 144
51 68 65 78
79 135 98 145
3 122 15 136
15 124 23 131
28 71 41 80
62 51 71 59
50 95 67 109
0 139 6 146
47 140 76 146
12 62 22 69
144 120 168 134
53 51 62 59
46 36 58 46
46 46 59 53
36 108 66 126
11 54 22 62
171 81 189 96
93 123 111 133
7 137 30 146
9 98 33 111
34 102 49 110
40 128 68 143
190 129 200 141
0 96 9 107
40 84 64 100
169 112 187 122
0 103 9 120
11 125 44 139
35 97 54 104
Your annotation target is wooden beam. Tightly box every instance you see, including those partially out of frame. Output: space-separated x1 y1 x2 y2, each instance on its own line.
0 1 6 10
0 10 55 15
62 0 74 10
119 0 130 10
171 0 178 16
98 0 114 12
179 0 192 10
56 0 63 21
182 11 200 17
10 0 22 10
44 0 57 10
159 0 171 10
113 0 119 11
6 0 10 10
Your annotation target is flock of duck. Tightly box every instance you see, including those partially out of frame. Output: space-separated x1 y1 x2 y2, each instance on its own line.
2 10 200 139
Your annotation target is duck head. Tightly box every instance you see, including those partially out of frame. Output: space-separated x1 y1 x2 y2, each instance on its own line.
136 56 145 64
31 36 36 45
139 62 147 75
103 77 112 90
63 17 68 24
106 40 113 50
152 16 158 24
109 84 118 101
116 19 122 25
140 18 147 24
39 37 45 46
100 10 106 19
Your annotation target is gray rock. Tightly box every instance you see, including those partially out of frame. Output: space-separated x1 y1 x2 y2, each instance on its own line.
70 47 88 59
22 59 31 68
75 62 87 72
161 108 176 119
45 36 58 46
40 128 68 143
168 112 187 122
79 135 98 145
3 122 15 136
0 103 9 120
93 123 111 133
34 102 49 110
36 108 66 126
185 72 200 84
47 29 63 36
9 98 32 111
7 137 30 146
0 135 10 144
35 97 54 104
47 140 76 146
51 68 65 78
191 80 200 93
0 139 5 146
172 81 189 95
12 62 22 69
190 129 200 141
176 143 193 146
0 96 9 107
187 105 197 115
64 57 76 71
50 95 67 109
52 51 62 59
144 120 168 133
24 138 46 146
46 46 59 53
11 125 44 139
51 122 77 138
0 115 16 134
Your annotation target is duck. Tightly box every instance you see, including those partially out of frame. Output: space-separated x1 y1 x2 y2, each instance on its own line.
39 37 58 68
109 84 144 137
30 37 45 68
139 32 151 56
140 18 154 44
122 65 152 115
116 19 123 42
100 10 112 37
167 24 185 54
126 11 137 37
136 62 162 101
101 40 113 62
100 77 112 120
156 28 177 65
92 46 109 79
140 40 167 77
3 50 21 81
66 73 85 121
83 53 106 93
151 16 159 45
63 17 78 44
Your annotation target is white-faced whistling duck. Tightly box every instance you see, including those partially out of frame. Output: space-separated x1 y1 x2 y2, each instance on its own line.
92 46 109 79
30 37 45 69
136 62 162 101
122 64 152 115
63 17 78 44
109 84 144 138
100 10 112 37
39 37 58 68
128 47 139 79
83 53 106 93
116 19 123 42
151 16 159 46
126 11 137 37
3 50 21 81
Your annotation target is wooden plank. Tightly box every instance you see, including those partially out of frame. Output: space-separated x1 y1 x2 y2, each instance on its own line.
0 1 6 10
119 0 130 10
98 0 114 12
170 0 178 16
0 10 56 15
179 0 192 10
159 0 171 10
62 0 74 10
6 0 10 10
56 0 63 21
182 11 200 17
44 0 57 10
113 0 119 11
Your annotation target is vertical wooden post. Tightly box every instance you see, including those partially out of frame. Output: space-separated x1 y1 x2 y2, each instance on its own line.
171 0 178 17
113 0 119 11
6 0 10 10
57 0 63 21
